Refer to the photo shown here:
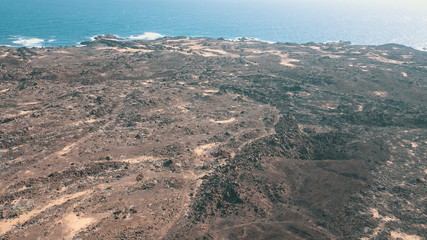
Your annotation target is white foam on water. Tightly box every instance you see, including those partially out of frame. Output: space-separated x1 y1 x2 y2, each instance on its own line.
89 35 103 41
75 42 85 47
125 32 164 41
11 37 46 48
228 36 276 44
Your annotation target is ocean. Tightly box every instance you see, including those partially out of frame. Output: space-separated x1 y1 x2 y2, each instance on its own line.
0 0 426 50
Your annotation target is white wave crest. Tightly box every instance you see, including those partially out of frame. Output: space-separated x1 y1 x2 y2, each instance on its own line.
12 38 44 47
12 37 46 48
228 37 276 44
125 32 164 41
89 34 105 41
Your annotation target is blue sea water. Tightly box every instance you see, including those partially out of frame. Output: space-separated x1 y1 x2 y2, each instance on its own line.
0 0 426 50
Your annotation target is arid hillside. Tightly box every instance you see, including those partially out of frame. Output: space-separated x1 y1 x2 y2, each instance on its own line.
0 36 426 239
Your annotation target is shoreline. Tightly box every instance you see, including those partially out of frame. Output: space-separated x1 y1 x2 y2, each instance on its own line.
1 33 426 52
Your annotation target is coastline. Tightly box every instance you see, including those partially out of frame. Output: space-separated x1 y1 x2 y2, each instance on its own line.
1 33 426 52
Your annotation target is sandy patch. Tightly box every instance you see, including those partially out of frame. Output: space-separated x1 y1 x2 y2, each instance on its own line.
194 143 219 156
371 208 381 219
197 49 239 58
180 41 239 58
17 101 40 106
207 49 233 56
69 118 100 127
373 91 388 97
0 52 9 58
323 54 342 59
291 51 309 55
115 48 153 53
258 51 302 67
401 72 408 77
182 171 211 181
0 88 10 93
386 160 394 165
390 231 422 240
308 46 322 51
57 142 78 156
401 55 413 59
299 92 311 97
244 49 265 54
0 190 89 235
2 110 35 119
209 118 236 124
114 155 162 164
164 44 180 50
95 47 112 51
204 89 219 93
165 38 189 43
367 53 407 65
260 51 301 67
250 50 300 67
96 46 153 53
321 103 337 110
55 50 71 54
280 56 300 67
370 208 399 238
131 44 149 49
176 104 189 113
371 208 397 222
62 213 95 239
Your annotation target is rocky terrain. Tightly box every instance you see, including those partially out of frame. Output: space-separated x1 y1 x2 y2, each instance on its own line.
0 35 426 240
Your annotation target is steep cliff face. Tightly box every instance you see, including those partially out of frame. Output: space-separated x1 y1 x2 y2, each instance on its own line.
0 37 426 239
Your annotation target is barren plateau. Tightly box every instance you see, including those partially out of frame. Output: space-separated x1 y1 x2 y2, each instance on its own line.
0 36 426 239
